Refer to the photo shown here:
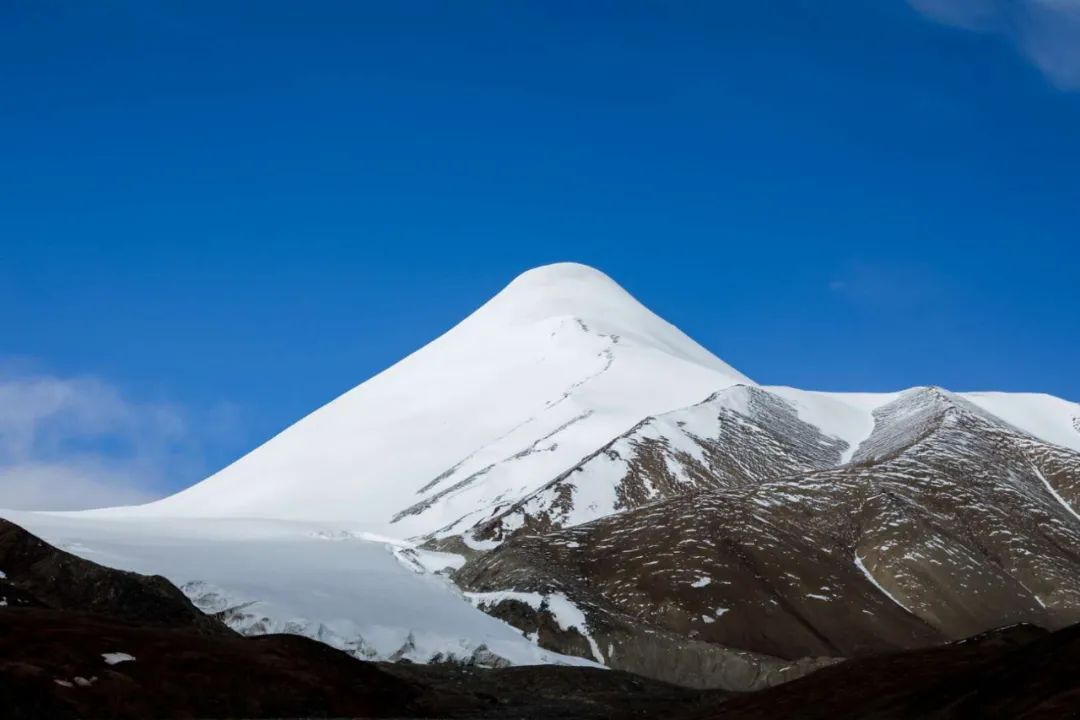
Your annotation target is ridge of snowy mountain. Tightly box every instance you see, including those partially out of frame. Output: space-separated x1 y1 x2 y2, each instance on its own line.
450 383 1080 548
465 384 854 545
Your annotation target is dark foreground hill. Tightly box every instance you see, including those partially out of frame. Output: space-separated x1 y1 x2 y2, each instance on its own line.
693 622 1080 720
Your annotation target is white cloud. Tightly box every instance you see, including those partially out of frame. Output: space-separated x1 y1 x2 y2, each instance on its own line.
828 262 946 313
0 368 235 511
909 0 1002 30
0 462 156 512
909 0 1080 89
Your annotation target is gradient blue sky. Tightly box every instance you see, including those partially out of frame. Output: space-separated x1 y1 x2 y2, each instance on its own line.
2 1 1078 507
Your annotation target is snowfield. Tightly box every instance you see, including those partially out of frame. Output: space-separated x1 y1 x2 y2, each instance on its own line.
0 511 598 668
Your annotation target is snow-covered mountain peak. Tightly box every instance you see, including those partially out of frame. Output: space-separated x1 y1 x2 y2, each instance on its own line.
488 262 627 316
459 262 747 377
460 263 646 342
96 263 750 532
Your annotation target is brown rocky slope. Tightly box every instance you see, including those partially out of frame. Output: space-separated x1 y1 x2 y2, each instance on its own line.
453 387 1080 688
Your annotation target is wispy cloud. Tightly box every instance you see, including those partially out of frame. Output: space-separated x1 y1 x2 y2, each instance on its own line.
828 262 947 314
0 366 240 511
909 0 1080 90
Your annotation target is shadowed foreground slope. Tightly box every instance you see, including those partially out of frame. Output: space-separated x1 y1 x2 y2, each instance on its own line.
691 623 1080 720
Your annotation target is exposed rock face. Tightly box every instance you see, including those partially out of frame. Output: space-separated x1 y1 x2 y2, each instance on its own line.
455 387 1080 688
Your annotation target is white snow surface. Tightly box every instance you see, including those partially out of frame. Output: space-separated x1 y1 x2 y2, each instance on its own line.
93 263 751 536
0 511 598 668
101 653 136 665
964 392 1080 453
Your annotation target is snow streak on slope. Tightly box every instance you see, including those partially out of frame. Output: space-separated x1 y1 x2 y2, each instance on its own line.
764 388 900 464
854 554 910 614
1029 463 1080 523
0 511 598 669
107 263 751 536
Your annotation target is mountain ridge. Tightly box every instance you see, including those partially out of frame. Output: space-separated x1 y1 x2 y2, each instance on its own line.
88 262 1078 534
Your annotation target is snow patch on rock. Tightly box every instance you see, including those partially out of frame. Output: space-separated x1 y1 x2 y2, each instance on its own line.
102 652 135 665
466 590 606 664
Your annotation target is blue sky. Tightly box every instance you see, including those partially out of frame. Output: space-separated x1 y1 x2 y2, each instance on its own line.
2 1 1078 508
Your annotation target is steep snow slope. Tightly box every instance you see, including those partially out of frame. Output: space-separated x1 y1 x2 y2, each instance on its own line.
108 263 750 536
